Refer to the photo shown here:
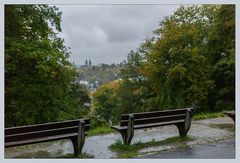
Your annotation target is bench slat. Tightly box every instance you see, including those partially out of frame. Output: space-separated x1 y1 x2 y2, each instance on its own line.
120 114 186 126
5 125 90 137
121 108 193 120
5 118 90 135
5 133 79 147
134 119 185 129
112 119 185 131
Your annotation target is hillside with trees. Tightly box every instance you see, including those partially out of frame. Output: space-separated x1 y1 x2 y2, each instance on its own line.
76 64 121 91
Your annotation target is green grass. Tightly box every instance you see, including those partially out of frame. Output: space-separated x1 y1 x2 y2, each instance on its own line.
88 126 115 136
193 112 224 120
109 136 194 158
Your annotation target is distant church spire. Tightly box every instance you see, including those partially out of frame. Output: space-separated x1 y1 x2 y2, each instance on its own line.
89 59 92 66
85 59 88 66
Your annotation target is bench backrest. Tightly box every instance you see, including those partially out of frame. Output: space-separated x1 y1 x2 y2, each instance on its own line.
5 118 90 143
120 108 194 127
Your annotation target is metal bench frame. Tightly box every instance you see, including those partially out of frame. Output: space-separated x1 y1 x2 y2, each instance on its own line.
5 118 90 157
111 108 195 145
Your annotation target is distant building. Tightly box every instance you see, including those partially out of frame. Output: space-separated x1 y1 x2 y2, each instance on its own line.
85 59 88 66
79 80 89 87
82 59 92 67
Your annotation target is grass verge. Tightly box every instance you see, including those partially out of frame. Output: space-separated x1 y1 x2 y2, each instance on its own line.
109 136 194 158
88 126 115 136
193 112 224 120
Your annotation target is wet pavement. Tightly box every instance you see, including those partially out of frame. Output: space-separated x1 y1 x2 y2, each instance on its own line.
136 139 235 159
4 116 235 159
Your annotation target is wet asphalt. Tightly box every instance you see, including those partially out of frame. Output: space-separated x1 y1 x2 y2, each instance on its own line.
136 139 235 159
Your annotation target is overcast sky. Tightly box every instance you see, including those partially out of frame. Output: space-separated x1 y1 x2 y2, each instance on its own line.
56 5 180 65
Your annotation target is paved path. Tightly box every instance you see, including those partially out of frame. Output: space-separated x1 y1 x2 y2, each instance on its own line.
136 139 235 159
5 116 235 158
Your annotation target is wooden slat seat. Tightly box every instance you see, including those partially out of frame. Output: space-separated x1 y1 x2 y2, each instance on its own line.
5 118 90 157
6 133 79 147
112 119 185 131
111 108 195 145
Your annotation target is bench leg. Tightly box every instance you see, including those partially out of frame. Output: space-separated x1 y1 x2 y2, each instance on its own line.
120 114 134 145
70 120 85 157
176 109 192 137
176 123 188 137
120 131 133 145
71 137 80 157
120 131 128 145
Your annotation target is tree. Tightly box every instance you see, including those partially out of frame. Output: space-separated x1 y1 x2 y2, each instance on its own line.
5 5 90 127
92 80 121 124
118 49 158 114
210 5 235 111
117 4 235 113
145 5 219 110
58 82 91 120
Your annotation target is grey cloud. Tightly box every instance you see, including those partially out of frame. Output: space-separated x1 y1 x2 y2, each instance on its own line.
57 5 179 65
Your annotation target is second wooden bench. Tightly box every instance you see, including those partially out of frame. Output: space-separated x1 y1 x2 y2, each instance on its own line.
111 108 195 145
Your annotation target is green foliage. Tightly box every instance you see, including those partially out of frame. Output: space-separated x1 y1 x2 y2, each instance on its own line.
57 82 91 121
118 50 157 114
193 112 224 120
5 5 90 127
88 113 109 129
88 126 115 136
146 5 220 110
210 5 235 112
110 136 192 152
114 4 235 114
92 81 121 124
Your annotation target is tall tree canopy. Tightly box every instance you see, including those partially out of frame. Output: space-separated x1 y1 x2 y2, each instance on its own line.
117 4 235 116
5 5 90 127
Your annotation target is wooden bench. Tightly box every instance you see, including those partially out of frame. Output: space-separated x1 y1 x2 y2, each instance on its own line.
5 118 90 157
223 111 235 122
111 108 195 145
